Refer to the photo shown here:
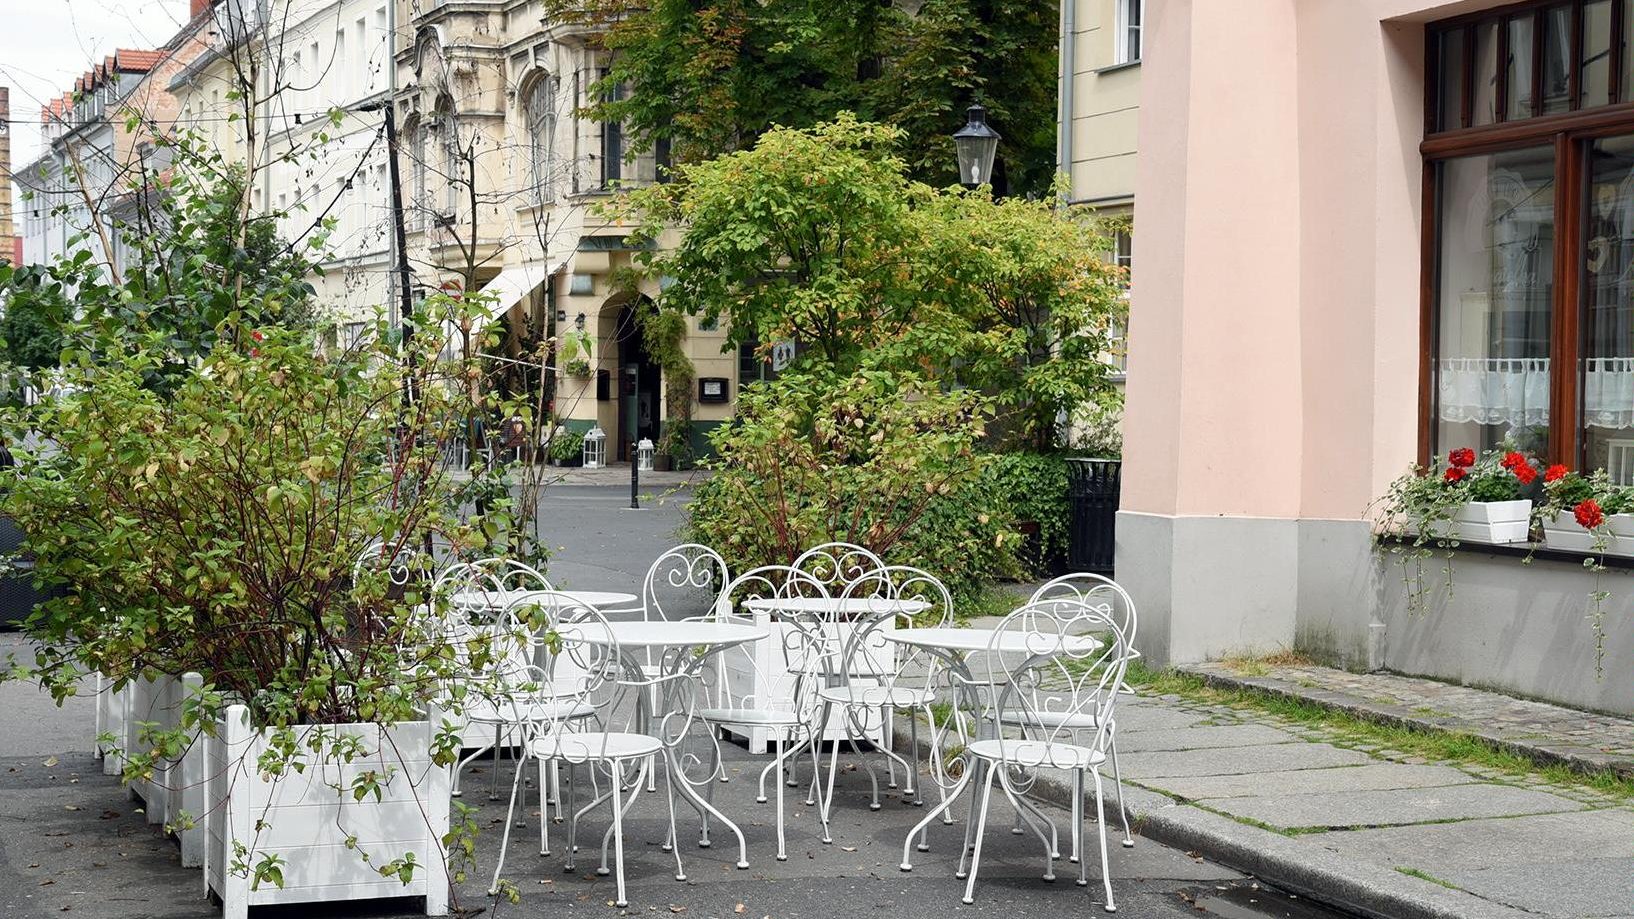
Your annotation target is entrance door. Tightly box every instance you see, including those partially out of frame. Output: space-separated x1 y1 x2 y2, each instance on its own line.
615 303 661 461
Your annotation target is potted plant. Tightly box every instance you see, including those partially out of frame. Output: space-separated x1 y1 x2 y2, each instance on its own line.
560 329 594 378
0 297 541 916
655 420 693 472
1378 447 1538 546
1537 467 1634 555
550 427 586 466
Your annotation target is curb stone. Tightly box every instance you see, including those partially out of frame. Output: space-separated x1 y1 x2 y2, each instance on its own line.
888 719 1535 919
1178 665 1634 781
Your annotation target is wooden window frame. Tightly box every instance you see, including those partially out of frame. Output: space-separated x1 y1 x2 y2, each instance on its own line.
1421 0 1634 468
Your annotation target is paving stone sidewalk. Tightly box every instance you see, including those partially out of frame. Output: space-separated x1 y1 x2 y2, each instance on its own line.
1182 661 1634 778
1073 688 1633 918
922 621 1634 918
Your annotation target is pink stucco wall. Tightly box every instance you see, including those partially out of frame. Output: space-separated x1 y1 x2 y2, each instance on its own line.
1123 0 1510 523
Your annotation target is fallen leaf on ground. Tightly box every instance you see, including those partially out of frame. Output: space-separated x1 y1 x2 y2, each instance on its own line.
43 756 57 767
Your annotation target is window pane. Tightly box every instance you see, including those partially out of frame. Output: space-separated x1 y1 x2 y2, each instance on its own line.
1583 135 1634 480
1435 148 1555 459
1583 0 1613 109
1473 21 1501 125
1542 4 1571 113
1507 14 1536 119
1439 29 1466 131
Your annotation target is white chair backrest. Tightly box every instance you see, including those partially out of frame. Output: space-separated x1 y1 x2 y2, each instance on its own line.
834 564 952 684
641 543 731 621
980 598 1133 766
1028 573 1138 652
792 542 885 591
707 564 833 721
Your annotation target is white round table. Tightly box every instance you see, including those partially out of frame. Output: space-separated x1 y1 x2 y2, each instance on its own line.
741 597 930 617
888 627 1102 656
560 620 766 650
451 589 639 611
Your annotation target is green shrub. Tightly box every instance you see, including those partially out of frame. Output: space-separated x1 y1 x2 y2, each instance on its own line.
550 427 586 462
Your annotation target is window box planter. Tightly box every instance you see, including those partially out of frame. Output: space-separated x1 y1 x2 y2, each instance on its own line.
204 704 450 919
1542 511 1634 555
1435 499 1532 544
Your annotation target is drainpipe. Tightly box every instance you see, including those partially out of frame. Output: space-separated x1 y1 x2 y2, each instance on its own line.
1057 0 1076 195
386 0 401 328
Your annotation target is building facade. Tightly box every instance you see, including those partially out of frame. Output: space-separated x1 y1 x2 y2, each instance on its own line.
0 87 16 266
390 0 743 460
1119 0 1634 715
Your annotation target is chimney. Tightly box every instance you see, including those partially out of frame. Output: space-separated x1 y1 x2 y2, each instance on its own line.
190 0 213 17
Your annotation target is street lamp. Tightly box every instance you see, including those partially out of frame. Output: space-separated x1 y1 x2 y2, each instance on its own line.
952 104 1001 187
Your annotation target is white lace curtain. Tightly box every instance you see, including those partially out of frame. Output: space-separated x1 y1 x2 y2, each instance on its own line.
1438 357 1634 429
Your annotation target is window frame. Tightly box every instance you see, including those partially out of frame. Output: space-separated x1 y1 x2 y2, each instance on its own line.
1115 0 1144 66
524 73 558 205
1421 0 1634 468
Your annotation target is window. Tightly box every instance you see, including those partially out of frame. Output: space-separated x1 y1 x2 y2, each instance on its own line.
738 336 795 387
411 122 428 230
600 72 623 188
1424 1 1634 476
1116 0 1143 65
1110 228 1132 373
525 75 558 204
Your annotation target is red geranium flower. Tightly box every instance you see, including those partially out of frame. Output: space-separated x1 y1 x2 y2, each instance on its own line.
1575 499 1605 530
1449 448 1476 468
251 330 264 343
1545 464 1569 482
1443 467 1467 483
1500 451 1528 470
1513 462 1538 485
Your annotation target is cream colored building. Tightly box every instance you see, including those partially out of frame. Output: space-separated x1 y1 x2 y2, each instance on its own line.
392 0 740 461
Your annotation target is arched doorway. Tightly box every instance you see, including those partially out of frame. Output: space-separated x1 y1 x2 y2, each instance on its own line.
613 300 660 462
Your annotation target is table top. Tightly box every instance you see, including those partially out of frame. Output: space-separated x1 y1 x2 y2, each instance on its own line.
886 627 1103 655
559 620 768 650
741 597 931 616
451 589 639 611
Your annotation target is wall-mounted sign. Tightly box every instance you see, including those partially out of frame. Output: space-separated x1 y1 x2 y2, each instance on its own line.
698 377 729 404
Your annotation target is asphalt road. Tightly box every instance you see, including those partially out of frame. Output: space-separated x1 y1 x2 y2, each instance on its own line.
0 482 1357 919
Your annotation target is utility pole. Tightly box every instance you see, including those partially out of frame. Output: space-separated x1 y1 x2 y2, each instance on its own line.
359 99 415 356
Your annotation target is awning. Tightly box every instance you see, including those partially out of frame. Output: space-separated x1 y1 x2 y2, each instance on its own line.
477 258 565 317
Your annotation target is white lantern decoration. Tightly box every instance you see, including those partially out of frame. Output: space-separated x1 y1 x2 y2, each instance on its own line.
582 425 607 469
636 437 655 471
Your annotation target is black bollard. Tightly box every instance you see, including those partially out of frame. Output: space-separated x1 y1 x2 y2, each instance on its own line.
630 442 640 510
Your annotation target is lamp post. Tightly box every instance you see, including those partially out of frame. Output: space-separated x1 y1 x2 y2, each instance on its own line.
952 104 1001 188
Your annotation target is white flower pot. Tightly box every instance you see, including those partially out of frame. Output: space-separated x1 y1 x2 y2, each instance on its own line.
1448 499 1532 544
1544 510 1634 555
204 705 451 919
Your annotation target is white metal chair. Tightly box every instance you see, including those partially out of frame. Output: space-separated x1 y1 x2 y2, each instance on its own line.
488 594 688 908
1019 573 1139 849
815 565 953 843
690 565 833 861
433 557 556 799
914 599 1133 912
792 541 885 590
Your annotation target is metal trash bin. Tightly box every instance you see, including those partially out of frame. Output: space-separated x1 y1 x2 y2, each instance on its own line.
0 516 60 631
1066 458 1121 575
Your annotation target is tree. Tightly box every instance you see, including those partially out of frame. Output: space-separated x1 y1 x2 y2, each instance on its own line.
0 265 71 374
622 117 1126 449
550 0 1059 196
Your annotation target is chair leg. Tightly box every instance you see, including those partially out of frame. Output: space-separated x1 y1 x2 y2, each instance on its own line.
701 735 719 848
1075 770 1088 886
775 735 788 861
490 725 504 801
956 761 984 879
900 762 970 870
908 712 922 804
881 706 897 789
961 765 998 905
664 756 686 882
1092 769 1116 913
821 722 843 844
610 762 629 909
540 757 552 856
565 763 579 872
1109 734 1134 848
805 733 823 807
487 744 529 896
599 760 646 877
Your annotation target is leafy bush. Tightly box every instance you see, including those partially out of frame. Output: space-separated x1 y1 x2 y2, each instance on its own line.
687 368 1010 600
550 427 586 463
982 452 1071 576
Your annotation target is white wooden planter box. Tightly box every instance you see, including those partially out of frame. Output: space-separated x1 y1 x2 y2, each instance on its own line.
123 673 209 866
204 705 451 919
719 612 893 754
1442 499 1533 544
94 673 130 777
1543 511 1634 555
